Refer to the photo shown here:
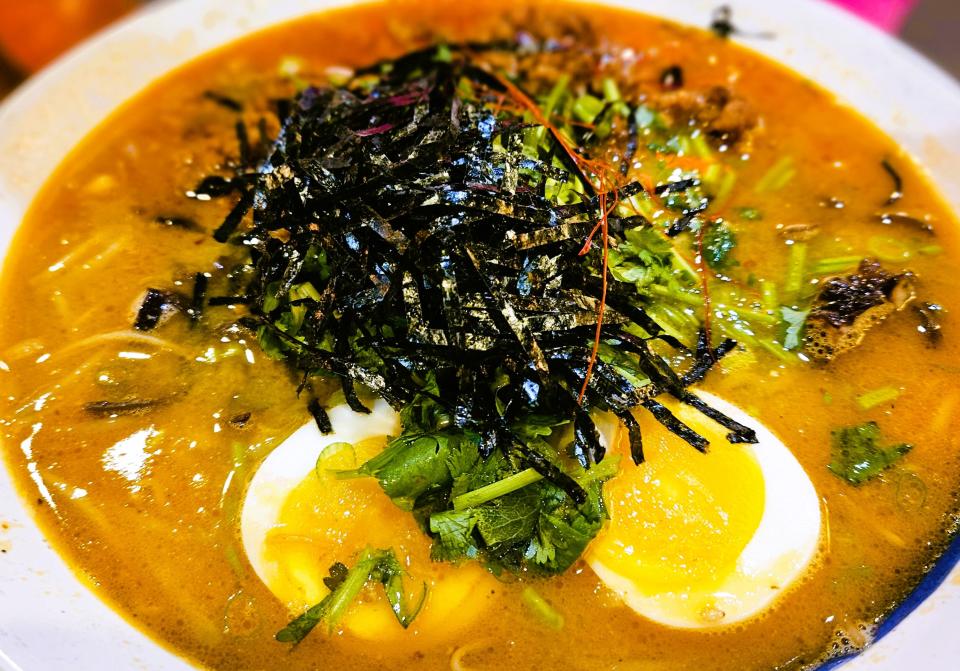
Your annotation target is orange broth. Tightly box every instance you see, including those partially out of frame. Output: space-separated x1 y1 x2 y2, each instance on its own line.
2 2 959 669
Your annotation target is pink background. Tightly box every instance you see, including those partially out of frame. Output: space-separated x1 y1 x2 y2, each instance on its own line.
832 0 919 32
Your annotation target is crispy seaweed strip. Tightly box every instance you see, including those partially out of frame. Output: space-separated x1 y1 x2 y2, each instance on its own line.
203 90 243 112
134 289 175 331
655 178 699 196
681 335 737 386
881 159 903 205
236 121 252 169
341 378 372 414
616 331 754 444
572 409 604 467
666 200 709 237
641 398 708 452
615 409 645 464
188 272 208 324
660 65 684 90
679 393 757 444
213 190 254 243
308 398 334 434
189 175 242 199
913 302 943 347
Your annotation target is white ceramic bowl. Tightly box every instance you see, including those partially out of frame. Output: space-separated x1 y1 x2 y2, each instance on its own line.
1 1 958 669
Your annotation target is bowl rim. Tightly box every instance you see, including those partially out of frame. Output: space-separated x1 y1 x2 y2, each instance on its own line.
1 1 959 669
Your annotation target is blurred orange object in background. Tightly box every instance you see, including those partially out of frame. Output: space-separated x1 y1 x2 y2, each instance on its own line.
0 0 138 73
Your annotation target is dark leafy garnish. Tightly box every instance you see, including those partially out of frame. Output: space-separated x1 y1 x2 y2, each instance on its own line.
228 411 252 428
828 422 912 486
197 41 754 577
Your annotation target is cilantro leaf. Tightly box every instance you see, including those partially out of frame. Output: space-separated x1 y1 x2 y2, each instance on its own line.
476 487 541 547
429 509 479 561
702 220 737 270
275 547 426 645
781 306 809 350
828 422 913 485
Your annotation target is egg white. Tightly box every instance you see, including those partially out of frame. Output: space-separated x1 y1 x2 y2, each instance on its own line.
240 399 494 642
587 391 822 629
242 389 818 633
239 398 401 588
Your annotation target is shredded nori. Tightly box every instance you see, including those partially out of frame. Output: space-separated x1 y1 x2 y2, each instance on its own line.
133 289 179 331
881 158 904 205
659 65 684 90
308 398 334 435
188 272 208 325
200 42 752 498
912 302 943 347
203 90 243 112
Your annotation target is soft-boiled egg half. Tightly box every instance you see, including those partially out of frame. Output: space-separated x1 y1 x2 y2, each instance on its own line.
242 390 820 636
587 391 822 629
240 399 493 642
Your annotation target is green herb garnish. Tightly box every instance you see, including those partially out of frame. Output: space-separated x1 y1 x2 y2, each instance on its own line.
828 422 913 486
276 547 427 644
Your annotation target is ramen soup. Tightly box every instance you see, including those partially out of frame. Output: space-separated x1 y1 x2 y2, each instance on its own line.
2 2 959 670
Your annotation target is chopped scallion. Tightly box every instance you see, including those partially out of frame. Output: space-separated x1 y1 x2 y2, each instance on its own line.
572 94 605 124
856 386 901 410
602 77 622 102
811 256 862 275
522 586 565 630
867 236 912 262
783 242 808 304
755 156 795 193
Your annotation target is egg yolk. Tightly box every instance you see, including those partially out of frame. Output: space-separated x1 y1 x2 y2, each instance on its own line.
588 399 766 595
260 437 491 643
